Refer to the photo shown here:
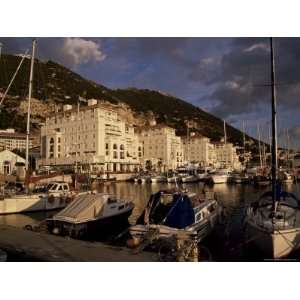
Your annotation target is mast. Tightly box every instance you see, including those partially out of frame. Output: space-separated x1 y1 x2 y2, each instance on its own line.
257 122 262 169
0 42 2 61
223 120 227 145
242 121 246 166
25 39 36 174
270 37 278 208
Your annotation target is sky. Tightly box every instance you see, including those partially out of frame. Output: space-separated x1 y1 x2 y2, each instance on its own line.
1 37 300 148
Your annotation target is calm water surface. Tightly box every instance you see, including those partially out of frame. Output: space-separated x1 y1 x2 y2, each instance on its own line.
1 182 300 261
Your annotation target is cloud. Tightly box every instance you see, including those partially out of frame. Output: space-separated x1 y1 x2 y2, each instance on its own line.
62 38 106 66
243 43 269 53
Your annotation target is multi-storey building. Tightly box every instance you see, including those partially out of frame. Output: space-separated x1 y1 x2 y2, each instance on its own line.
213 141 241 169
182 133 216 166
38 99 143 173
0 129 33 151
139 125 184 171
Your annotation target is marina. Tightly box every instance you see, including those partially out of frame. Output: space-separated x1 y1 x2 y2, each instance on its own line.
2 180 300 261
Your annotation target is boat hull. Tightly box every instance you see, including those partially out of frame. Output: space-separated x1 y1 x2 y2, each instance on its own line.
0 194 68 215
246 221 300 258
211 175 228 184
48 205 134 238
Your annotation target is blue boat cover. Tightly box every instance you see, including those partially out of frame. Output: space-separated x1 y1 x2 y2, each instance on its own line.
147 191 195 229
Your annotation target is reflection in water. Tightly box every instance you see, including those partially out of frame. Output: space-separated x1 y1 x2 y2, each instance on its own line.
1 182 300 261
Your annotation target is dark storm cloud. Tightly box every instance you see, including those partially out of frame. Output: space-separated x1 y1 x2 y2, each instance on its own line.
204 38 300 123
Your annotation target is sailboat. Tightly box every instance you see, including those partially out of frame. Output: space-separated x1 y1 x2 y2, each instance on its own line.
244 38 300 258
0 40 71 214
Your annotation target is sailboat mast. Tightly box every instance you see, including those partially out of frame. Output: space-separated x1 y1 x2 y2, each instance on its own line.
270 37 278 206
243 121 246 166
25 39 36 173
0 43 2 61
257 122 262 169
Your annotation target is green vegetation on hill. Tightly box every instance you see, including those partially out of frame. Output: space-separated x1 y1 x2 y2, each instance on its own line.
0 53 255 147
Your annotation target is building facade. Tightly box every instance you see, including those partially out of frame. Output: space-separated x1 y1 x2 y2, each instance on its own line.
0 149 25 175
140 125 184 171
0 129 33 151
213 142 241 169
38 100 143 173
182 134 216 166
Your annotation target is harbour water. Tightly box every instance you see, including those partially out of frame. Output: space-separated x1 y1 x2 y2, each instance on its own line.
1 181 300 261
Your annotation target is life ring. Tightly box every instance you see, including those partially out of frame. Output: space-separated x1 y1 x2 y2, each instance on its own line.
24 224 33 231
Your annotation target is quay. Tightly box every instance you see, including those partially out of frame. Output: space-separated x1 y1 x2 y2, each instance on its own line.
0 225 157 262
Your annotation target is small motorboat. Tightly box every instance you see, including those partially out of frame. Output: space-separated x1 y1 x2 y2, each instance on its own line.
210 169 231 184
141 175 151 184
181 175 199 183
167 176 182 183
231 173 250 184
129 189 221 246
253 175 270 187
151 175 167 183
46 192 134 238
0 181 73 215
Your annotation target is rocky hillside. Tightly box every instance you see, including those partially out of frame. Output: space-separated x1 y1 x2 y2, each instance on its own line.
0 53 257 148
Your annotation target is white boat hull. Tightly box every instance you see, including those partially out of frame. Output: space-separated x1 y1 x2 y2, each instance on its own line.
211 175 228 184
182 176 198 183
151 177 166 183
0 194 68 215
246 222 300 258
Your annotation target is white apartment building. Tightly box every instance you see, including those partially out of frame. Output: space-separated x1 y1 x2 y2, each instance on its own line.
213 142 241 169
140 125 184 171
38 99 143 173
182 134 216 166
0 129 33 151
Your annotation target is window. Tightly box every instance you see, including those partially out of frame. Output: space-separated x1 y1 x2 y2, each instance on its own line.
120 144 124 150
106 143 109 149
113 151 118 159
120 152 125 159
58 137 61 143
113 144 117 149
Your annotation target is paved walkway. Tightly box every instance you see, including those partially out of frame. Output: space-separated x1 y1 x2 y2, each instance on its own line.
0 225 157 262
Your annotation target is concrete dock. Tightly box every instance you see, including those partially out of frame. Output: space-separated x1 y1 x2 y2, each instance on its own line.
0 225 158 262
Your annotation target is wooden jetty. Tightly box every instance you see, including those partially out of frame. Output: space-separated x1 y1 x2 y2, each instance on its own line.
0 225 157 262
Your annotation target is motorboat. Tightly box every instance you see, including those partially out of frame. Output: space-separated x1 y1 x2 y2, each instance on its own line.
181 175 199 183
0 181 73 215
167 175 182 183
151 175 167 183
141 175 151 184
231 173 250 184
129 189 221 246
253 175 270 187
210 169 231 184
46 192 134 238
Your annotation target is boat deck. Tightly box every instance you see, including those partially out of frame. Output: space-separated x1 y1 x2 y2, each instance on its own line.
0 225 157 262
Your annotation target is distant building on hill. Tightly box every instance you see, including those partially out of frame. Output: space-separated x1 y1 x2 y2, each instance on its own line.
0 129 33 151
